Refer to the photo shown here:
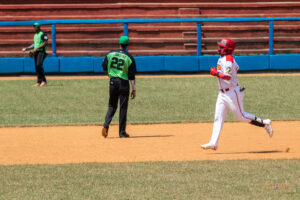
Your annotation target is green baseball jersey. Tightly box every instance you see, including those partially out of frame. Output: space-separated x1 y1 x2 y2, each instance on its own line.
34 31 48 52
102 49 136 81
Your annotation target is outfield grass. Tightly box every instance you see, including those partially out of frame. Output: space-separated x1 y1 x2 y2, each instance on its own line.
0 159 299 199
0 75 299 199
0 75 299 126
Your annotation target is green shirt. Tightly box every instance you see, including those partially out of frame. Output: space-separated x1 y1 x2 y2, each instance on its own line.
103 50 136 81
34 31 47 52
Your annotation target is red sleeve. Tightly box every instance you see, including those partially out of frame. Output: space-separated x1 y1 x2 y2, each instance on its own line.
226 55 234 63
217 72 231 80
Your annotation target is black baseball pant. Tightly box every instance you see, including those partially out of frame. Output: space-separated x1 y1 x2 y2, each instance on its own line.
103 77 130 135
34 51 47 84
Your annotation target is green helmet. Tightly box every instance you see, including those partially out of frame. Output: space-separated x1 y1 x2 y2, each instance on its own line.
33 22 41 28
120 36 129 45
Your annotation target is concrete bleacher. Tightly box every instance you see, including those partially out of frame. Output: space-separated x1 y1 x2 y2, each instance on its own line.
1 2 300 57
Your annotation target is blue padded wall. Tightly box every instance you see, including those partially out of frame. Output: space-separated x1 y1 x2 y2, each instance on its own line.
0 58 24 73
24 57 35 72
135 56 164 72
60 57 94 72
270 54 300 70
235 55 269 71
44 57 60 72
93 57 104 72
1 54 300 74
199 56 219 71
164 56 198 71
24 57 60 73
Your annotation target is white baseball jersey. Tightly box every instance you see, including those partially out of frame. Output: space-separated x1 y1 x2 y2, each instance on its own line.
203 54 267 148
216 55 239 89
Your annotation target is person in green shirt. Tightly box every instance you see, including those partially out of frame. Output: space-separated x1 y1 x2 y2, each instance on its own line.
22 22 48 87
102 36 136 138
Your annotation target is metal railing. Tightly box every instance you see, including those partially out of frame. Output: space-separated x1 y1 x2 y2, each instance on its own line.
1 17 300 56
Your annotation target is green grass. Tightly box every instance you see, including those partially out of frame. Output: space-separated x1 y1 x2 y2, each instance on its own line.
0 160 299 200
0 75 299 126
0 75 299 199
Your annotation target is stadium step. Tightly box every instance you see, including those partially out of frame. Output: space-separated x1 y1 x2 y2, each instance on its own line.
0 0 298 3
2 36 300 53
1 2 300 16
1 2 300 56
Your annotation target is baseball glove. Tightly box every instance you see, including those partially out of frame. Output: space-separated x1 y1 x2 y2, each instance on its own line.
29 50 35 58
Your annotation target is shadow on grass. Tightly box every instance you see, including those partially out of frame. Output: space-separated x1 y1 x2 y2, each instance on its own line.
107 135 174 139
211 150 284 155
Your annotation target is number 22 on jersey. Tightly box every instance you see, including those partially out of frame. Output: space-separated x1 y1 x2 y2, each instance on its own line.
110 57 125 70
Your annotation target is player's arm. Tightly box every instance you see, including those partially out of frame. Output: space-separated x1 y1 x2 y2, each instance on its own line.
128 57 137 99
22 44 34 52
210 64 232 80
102 56 108 74
210 67 231 80
217 71 231 80
130 80 136 99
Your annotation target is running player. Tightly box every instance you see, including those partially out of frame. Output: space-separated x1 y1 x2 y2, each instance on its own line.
201 38 273 150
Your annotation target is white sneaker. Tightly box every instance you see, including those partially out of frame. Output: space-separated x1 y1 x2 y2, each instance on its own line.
264 119 273 138
201 143 217 150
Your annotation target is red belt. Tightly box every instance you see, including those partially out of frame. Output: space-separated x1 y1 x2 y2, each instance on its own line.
220 88 230 93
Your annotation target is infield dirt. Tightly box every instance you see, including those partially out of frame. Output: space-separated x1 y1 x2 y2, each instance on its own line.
0 121 299 165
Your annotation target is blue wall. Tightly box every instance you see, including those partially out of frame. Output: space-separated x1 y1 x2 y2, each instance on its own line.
0 55 299 74
0 58 23 73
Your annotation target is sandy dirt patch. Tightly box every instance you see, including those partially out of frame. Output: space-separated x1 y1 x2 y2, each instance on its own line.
0 121 298 165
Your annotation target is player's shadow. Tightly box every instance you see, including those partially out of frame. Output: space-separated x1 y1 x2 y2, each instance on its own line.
107 134 173 139
130 134 174 139
42 83 64 87
211 150 283 155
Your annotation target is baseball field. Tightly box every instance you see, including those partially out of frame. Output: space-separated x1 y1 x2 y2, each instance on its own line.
0 74 299 199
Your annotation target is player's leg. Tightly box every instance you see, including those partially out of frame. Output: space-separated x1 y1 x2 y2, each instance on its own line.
119 79 130 138
34 53 42 85
201 93 228 150
230 88 273 137
229 89 256 122
103 78 120 137
40 52 47 85
35 52 46 85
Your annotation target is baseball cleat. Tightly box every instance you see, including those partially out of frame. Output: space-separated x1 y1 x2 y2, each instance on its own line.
119 131 130 138
264 119 273 138
201 143 217 150
102 127 108 138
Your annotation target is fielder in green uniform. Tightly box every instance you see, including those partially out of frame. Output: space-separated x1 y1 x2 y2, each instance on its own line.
102 36 136 138
22 22 48 87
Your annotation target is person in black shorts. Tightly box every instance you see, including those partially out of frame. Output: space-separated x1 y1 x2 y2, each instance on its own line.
22 22 48 87
102 36 137 138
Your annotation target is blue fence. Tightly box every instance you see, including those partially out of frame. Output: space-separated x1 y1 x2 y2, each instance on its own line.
1 17 300 73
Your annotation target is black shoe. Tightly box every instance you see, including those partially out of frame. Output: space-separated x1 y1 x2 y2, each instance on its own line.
102 126 109 138
119 131 130 138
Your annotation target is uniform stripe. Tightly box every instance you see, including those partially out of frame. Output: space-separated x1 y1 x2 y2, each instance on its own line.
234 90 252 121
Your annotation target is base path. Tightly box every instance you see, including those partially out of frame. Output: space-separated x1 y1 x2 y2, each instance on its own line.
0 121 299 165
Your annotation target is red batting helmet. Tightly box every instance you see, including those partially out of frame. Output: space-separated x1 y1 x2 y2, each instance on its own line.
217 38 236 55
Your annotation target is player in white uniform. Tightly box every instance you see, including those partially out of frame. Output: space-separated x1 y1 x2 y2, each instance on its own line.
201 38 273 150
